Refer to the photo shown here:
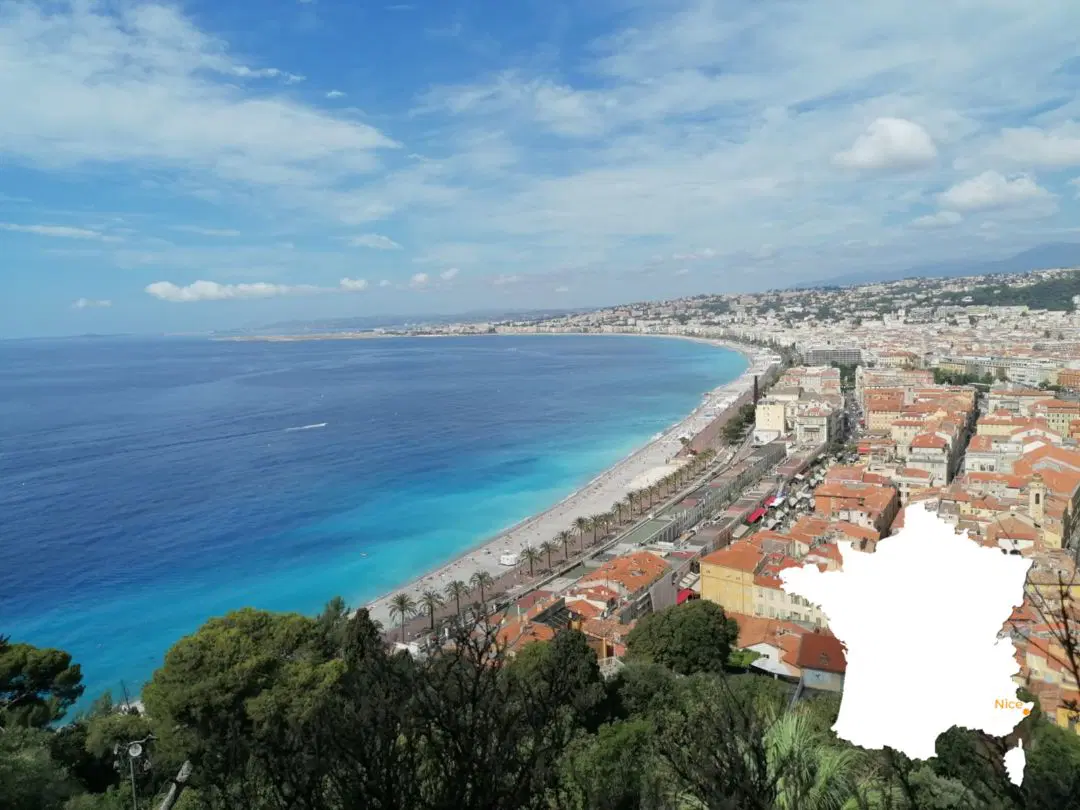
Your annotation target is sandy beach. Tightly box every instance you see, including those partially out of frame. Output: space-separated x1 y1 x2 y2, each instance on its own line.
364 337 774 627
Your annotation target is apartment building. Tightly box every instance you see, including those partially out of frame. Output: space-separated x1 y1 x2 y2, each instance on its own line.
813 479 900 536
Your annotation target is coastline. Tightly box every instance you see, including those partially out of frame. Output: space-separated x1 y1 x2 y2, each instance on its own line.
363 336 771 628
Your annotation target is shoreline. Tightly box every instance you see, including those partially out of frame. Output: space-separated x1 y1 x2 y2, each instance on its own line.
363 335 772 628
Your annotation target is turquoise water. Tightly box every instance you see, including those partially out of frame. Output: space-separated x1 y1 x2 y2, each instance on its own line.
0 334 746 705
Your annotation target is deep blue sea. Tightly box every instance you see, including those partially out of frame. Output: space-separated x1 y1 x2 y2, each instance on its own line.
0 334 745 706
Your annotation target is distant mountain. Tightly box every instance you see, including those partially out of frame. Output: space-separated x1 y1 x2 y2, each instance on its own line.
802 242 1080 288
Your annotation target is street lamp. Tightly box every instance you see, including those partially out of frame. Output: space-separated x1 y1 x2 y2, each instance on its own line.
114 735 155 810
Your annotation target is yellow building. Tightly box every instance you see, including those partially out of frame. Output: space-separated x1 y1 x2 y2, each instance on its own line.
1031 400 1080 437
699 541 761 615
1054 704 1080 734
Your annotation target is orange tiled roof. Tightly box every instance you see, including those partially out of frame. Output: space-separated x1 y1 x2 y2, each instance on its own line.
578 550 670 593
566 600 604 620
897 466 933 479
496 619 556 653
911 433 948 450
701 541 763 573
579 617 634 642
725 611 808 649
795 632 847 674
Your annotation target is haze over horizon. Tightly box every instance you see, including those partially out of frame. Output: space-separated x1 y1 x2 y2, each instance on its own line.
4 0 1080 338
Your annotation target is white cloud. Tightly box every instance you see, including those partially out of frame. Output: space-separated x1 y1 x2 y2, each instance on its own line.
71 297 111 309
379 279 392 287
0 3 397 196
492 273 520 286
911 210 962 229
982 122 1080 168
409 272 429 288
1070 177 1080 198
674 267 690 275
1 222 119 241
672 248 716 261
439 267 460 280
348 233 402 250
229 65 305 84
833 118 937 171
146 278 369 302
554 285 569 293
8 0 1080 302
171 226 242 237
938 171 1051 212
326 90 346 99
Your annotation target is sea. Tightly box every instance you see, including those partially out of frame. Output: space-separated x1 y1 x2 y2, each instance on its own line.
0 334 746 707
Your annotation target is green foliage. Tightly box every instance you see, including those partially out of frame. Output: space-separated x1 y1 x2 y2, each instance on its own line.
45 692 148 798
626 601 739 676
6 592 1080 810
935 271 1080 311
558 719 670 810
726 648 763 670
1023 720 1080 809
0 638 85 728
722 402 757 444
604 661 679 721
142 607 347 808
0 726 78 810
932 367 987 387
830 362 858 390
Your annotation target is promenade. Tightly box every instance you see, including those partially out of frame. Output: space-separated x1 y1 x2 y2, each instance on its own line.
365 341 776 631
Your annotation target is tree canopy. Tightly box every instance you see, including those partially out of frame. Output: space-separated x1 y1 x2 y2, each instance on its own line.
625 600 739 676
4 597 1080 810
0 636 85 729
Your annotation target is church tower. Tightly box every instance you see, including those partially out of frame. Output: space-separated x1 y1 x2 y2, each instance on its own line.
1029 473 1046 527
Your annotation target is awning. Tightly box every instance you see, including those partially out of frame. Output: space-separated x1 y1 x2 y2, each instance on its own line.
748 507 767 523
676 588 699 605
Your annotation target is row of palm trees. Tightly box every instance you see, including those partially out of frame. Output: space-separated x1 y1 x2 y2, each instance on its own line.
386 447 720 642
388 568 498 642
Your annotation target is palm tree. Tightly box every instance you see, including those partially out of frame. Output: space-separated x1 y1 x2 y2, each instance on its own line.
612 500 625 524
520 546 543 577
444 580 471 619
470 570 495 607
661 474 675 496
419 589 444 632
388 592 417 643
627 491 639 516
764 710 861 810
556 529 574 560
580 517 595 546
591 513 605 543
596 512 612 540
538 539 557 571
574 515 589 547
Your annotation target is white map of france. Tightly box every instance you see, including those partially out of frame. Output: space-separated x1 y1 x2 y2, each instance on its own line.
781 504 1033 783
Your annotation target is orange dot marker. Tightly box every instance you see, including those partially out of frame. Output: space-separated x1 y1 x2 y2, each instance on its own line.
1023 708 1030 716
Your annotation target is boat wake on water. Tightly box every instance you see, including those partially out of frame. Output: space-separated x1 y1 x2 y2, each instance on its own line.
285 423 328 432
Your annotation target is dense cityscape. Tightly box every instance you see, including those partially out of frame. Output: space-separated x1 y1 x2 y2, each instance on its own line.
5 265 1080 809
371 265 1080 734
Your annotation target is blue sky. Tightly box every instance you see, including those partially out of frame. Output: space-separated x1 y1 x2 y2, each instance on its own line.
3 0 1080 337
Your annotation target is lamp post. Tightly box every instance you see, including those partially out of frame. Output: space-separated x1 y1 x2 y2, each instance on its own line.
114 735 154 810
